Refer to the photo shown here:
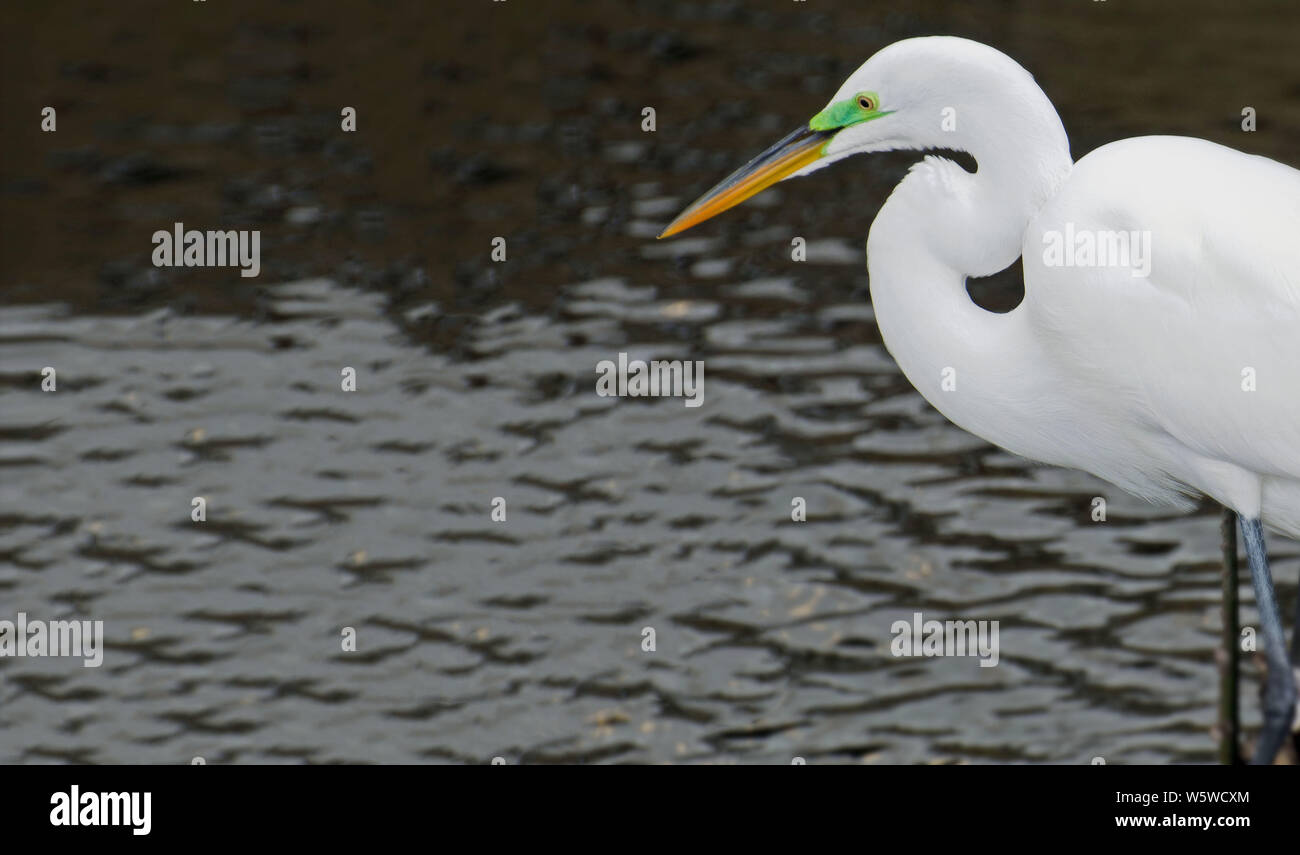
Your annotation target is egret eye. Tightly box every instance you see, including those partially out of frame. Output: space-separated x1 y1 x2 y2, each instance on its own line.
857 94 876 111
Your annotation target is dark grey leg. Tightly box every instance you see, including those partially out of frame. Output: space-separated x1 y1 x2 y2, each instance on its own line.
1218 508 1239 765
1292 562 1300 665
1293 550 1300 756
1240 517 1296 764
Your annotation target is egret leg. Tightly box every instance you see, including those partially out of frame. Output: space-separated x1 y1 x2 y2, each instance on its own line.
1293 567 1300 665
1240 517 1296 764
1218 508 1239 765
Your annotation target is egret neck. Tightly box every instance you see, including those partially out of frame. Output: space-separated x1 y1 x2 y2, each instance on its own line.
866 83 1075 468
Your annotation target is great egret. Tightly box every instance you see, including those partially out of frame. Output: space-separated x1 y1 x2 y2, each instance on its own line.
659 36 1300 764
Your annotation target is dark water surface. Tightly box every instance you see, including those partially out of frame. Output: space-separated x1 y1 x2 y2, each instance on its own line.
1 0 1297 763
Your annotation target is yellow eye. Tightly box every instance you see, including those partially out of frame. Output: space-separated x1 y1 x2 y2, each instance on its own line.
857 94 877 111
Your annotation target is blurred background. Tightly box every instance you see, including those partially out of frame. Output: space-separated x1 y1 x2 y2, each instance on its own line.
0 0 1296 763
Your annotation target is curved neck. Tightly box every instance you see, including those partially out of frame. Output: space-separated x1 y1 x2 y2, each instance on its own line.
866 98 1074 464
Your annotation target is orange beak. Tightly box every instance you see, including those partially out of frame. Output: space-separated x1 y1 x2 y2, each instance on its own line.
658 125 833 239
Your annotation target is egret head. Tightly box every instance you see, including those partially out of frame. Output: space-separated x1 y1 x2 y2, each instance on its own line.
658 37 1060 238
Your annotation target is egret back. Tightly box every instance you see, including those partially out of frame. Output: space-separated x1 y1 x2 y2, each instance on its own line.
1023 135 1300 533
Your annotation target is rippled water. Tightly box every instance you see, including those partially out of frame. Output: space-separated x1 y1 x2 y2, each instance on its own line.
6 276 1293 764
1 0 1297 763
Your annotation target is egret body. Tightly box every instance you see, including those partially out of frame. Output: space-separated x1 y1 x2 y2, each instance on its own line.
659 36 1300 763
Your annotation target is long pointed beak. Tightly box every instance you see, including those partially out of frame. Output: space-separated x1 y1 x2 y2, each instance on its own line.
658 124 833 239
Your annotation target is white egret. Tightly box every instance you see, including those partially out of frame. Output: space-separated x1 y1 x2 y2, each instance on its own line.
659 36 1300 764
